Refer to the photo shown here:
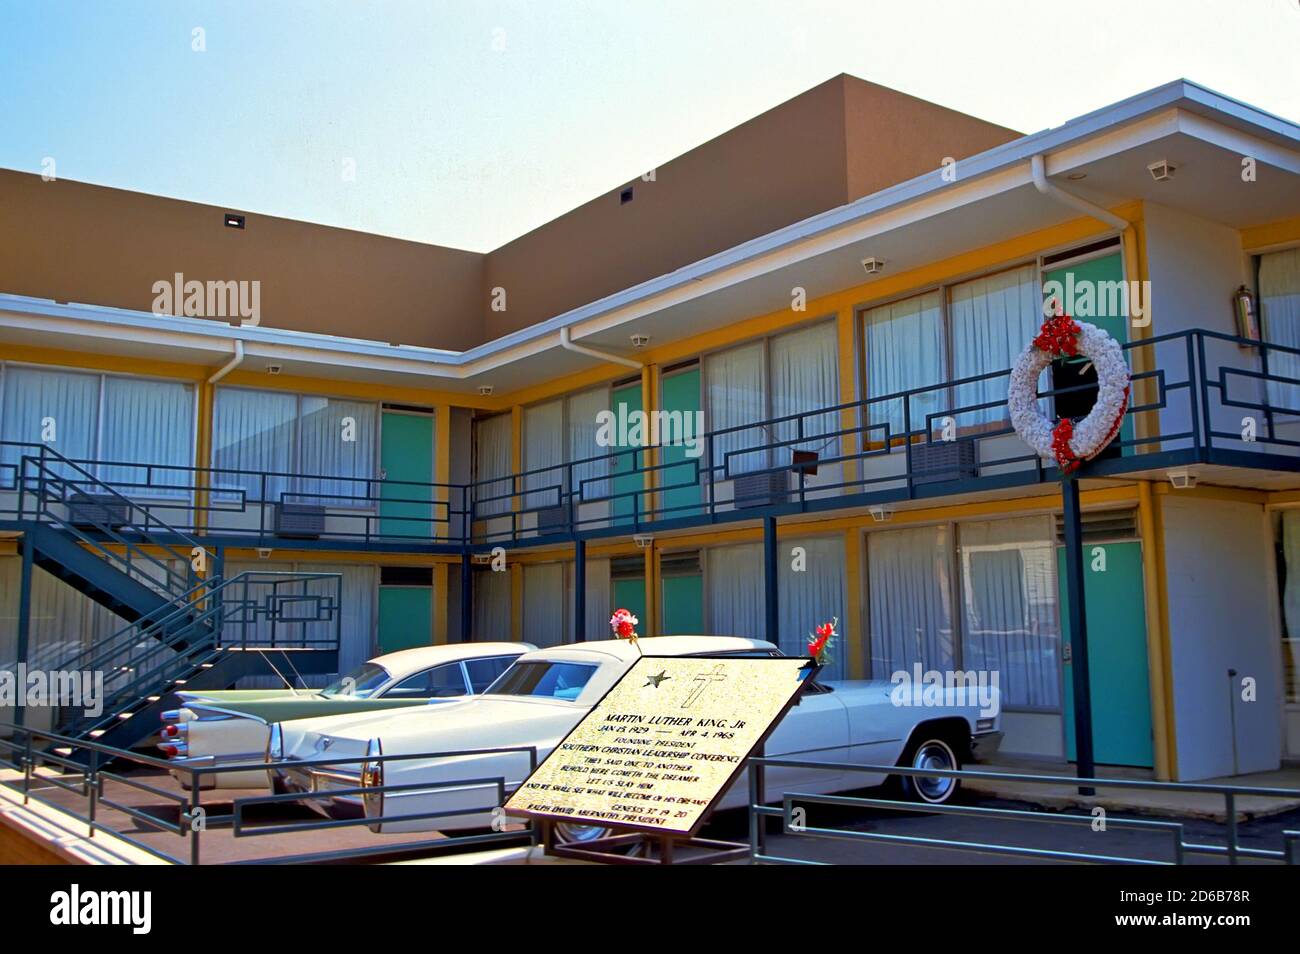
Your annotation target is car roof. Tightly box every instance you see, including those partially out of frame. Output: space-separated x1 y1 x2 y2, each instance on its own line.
516 635 777 665
371 642 534 679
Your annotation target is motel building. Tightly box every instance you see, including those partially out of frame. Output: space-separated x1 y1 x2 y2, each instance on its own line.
1 75 1299 785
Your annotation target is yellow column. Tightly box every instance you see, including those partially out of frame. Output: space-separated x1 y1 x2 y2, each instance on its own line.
835 309 858 490
843 528 865 678
194 381 215 536
1142 481 1179 779
644 542 658 638
641 364 658 517
432 404 453 645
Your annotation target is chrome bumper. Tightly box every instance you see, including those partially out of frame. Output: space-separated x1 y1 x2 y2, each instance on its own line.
970 730 1004 762
279 762 365 818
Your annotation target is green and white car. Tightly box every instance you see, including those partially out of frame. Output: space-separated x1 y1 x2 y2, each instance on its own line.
160 642 531 789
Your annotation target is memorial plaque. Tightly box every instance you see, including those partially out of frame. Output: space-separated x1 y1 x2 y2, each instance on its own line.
504 654 814 836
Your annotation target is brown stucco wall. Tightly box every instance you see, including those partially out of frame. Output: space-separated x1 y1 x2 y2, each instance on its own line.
0 169 487 350
0 76 1023 352
840 77 1021 202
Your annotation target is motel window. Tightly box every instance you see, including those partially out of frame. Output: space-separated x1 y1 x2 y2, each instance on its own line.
861 264 1040 438
866 515 1061 710
520 386 609 510
211 387 376 505
0 364 195 496
703 320 838 476
1260 246 1300 411
471 412 512 516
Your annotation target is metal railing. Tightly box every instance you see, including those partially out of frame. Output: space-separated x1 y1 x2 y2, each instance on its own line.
747 757 1300 865
0 723 536 865
2 328 1298 551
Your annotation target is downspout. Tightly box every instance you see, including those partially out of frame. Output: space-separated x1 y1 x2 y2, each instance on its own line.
208 339 245 383
558 326 642 369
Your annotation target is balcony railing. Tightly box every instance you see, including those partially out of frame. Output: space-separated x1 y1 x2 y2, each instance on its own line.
2 327 1298 550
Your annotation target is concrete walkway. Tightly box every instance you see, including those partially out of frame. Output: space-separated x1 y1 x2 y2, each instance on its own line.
964 761 1300 822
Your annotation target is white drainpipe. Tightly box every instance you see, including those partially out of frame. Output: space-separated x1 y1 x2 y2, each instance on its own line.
559 326 642 369
1030 154 1130 231
208 340 245 383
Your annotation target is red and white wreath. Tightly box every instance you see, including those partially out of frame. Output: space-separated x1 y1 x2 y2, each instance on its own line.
1009 311 1130 475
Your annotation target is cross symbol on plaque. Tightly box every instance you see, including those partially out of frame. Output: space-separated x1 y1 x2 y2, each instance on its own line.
681 662 727 709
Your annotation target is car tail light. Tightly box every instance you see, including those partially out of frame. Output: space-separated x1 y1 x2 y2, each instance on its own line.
160 742 187 759
161 709 181 724
360 738 383 833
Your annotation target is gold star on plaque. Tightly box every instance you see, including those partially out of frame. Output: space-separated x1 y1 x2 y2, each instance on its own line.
644 670 671 688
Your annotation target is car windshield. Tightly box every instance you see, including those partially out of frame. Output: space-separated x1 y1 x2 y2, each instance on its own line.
484 661 597 701
320 663 391 698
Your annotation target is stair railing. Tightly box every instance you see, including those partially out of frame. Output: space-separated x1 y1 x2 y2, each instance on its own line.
19 444 206 599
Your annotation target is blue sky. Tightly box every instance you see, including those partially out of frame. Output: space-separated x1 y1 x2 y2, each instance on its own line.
3 0 1298 251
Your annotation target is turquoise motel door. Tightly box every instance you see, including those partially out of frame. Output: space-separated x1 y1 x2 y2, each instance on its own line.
1056 540 1153 768
611 382 643 525
659 367 703 520
379 410 434 539
378 584 433 653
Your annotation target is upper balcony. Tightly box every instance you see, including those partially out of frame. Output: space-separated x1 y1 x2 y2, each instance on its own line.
2 327 1298 553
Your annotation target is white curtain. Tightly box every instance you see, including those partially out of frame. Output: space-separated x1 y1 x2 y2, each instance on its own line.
567 387 608 501
523 400 564 510
771 322 839 455
99 377 195 495
864 292 945 440
299 562 376 684
473 568 512 641
957 516 1060 708
523 563 565 647
297 397 376 505
1261 248 1300 411
572 557 611 641
867 524 956 678
1282 511 1300 704
0 367 100 480
950 265 1042 426
705 542 764 637
473 413 513 517
212 388 297 501
705 343 767 476
780 536 847 679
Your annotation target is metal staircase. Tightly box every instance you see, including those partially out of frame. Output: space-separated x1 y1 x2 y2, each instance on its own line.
7 446 342 751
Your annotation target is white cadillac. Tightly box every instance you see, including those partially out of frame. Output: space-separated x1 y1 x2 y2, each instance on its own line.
162 642 531 789
270 636 1003 843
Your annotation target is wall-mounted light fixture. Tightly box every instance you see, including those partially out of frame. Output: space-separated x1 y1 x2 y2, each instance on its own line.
1167 468 1197 490
861 257 886 276
477 385 494 396
869 504 894 522
633 533 654 549
1146 159 1176 182
630 334 651 349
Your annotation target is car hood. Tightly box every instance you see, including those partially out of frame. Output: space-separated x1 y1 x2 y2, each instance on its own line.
280 696 583 762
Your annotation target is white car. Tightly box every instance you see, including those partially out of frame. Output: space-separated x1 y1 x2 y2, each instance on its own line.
161 642 531 789
271 636 1002 842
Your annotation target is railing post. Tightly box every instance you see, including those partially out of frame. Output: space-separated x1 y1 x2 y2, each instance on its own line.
460 551 473 643
1226 792 1238 865
1062 476 1096 795
14 536 33 730
763 515 779 648
87 747 98 839
574 538 586 643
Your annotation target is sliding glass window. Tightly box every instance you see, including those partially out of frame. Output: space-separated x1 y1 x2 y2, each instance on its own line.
862 264 1040 439
211 386 376 505
0 364 195 496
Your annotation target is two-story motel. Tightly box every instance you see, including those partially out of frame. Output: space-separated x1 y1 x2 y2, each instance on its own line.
2 75 1299 781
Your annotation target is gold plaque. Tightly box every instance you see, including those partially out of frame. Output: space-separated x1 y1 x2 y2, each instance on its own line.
504 655 813 836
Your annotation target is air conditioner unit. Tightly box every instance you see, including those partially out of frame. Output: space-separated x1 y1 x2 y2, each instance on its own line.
68 492 131 530
910 440 978 486
536 505 570 533
733 471 789 509
274 502 326 540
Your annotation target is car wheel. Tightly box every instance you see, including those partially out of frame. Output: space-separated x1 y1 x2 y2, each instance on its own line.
553 822 644 856
897 735 961 805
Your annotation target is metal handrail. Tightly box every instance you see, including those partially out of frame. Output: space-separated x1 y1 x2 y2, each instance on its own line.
0 723 538 865
747 756 1300 866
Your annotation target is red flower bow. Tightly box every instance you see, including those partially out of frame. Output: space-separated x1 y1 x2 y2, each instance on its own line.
807 618 837 664
1033 313 1082 359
